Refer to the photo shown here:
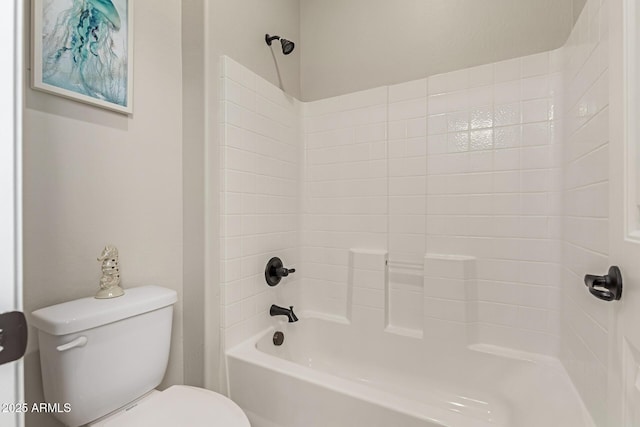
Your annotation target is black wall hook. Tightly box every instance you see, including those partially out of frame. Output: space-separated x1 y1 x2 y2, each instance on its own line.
584 266 622 301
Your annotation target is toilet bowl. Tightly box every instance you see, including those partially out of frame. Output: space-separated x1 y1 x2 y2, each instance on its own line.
89 385 249 427
31 286 250 427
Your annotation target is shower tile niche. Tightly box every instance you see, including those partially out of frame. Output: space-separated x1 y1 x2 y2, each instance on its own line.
348 249 387 329
387 260 424 336
423 254 477 345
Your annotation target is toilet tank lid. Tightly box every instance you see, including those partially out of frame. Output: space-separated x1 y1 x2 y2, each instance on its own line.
31 286 177 336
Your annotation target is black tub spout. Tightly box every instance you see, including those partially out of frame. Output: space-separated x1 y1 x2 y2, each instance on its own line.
270 304 298 323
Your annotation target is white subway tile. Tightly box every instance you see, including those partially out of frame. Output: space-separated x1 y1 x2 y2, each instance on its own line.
389 98 428 120
469 129 494 151
445 69 470 91
427 134 448 155
522 99 551 123
521 170 550 192
447 111 470 132
522 122 550 146
470 105 493 129
467 86 493 107
448 132 470 152
494 58 521 82
428 94 448 114
494 125 522 149
521 146 552 169
389 78 428 102
494 148 520 170
428 73 448 95
446 90 469 112
468 64 494 88
407 117 428 137
424 277 467 300
469 151 494 172
494 103 522 127
405 138 427 157
427 114 448 135
353 287 385 309
389 120 407 140
424 297 467 322
494 81 521 105
224 302 243 327
478 302 518 325
521 52 550 77
521 75 550 100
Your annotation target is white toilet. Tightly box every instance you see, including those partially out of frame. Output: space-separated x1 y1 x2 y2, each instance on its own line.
31 285 250 427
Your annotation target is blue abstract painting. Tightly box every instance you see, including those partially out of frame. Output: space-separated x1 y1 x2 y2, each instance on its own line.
35 0 132 113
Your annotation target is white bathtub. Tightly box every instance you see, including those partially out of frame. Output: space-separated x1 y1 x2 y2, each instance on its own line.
226 316 594 427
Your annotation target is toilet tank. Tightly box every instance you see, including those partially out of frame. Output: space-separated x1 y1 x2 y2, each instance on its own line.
31 286 178 427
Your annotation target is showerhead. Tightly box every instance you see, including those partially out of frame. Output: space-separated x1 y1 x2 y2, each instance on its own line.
265 34 295 55
280 38 295 55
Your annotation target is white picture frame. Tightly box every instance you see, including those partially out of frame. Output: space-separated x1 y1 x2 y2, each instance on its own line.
32 0 133 114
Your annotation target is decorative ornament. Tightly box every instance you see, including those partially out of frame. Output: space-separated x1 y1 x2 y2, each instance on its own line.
96 245 124 299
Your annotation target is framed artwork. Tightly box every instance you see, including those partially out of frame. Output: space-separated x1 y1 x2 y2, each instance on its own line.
32 0 133 114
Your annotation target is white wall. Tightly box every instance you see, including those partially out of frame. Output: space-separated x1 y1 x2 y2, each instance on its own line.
560 0 610 425
21 3 303 421
23 1 184 426
207 0 300 100
181 0 206 390
300 0 585 101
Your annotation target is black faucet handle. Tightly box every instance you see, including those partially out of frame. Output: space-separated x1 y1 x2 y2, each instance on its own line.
265 257 296 286
275 267 295 277
584 266 622 301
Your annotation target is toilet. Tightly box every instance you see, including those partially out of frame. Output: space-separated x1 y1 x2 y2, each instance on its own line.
31 285 250 427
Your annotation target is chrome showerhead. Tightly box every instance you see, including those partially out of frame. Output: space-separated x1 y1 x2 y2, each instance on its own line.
265 34 295 55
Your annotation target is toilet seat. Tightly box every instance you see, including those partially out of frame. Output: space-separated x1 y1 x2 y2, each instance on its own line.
93 385 250 427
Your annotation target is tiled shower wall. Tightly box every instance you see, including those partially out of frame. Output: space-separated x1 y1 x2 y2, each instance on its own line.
219 57 301 349
302 88 388 317
560 0 610 424
302 51 563 354
219 0 608 373
219 4 611 419
425 52 564 354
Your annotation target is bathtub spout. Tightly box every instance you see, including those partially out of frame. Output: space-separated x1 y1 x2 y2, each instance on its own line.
270 304 298 322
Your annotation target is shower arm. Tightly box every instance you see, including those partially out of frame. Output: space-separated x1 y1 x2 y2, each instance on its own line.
265 34 281 46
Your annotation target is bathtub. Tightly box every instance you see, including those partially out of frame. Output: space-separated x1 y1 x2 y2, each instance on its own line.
226 316 594 427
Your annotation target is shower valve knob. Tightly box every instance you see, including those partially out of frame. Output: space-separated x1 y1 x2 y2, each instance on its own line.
276 267 295 277
584 266 622 301
265 257 295 287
